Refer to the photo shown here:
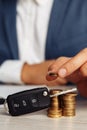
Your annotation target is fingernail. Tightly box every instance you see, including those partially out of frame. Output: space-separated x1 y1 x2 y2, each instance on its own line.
58 68 67 77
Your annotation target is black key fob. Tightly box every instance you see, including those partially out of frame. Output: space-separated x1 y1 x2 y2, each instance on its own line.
6 87 50 116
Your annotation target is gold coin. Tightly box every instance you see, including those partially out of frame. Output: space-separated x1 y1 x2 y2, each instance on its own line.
50 89 62 95
47 91 77 118
65 92 77 96
48 108 62 112
62 92 77 117
47 113 62 118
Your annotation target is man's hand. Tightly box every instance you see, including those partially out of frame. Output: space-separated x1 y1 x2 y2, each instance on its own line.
46 48 87 97
21 60 67 86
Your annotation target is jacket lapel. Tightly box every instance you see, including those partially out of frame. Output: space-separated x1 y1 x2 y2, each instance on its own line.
3 0 70 60
4 0 18 59
45 0 70 59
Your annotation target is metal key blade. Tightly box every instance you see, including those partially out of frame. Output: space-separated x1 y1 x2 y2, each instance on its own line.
50 88 77 98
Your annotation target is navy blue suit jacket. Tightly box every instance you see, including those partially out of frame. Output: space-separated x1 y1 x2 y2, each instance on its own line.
0 0 87 65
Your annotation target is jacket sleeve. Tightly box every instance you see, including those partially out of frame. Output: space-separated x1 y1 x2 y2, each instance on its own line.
0 1 24 84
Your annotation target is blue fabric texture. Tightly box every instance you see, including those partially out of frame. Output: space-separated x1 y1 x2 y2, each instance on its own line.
0 0 87 64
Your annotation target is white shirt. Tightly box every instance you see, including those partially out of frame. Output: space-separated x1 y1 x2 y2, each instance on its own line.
0 0 53 84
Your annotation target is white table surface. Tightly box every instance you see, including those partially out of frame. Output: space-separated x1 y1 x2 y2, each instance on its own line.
0 85 87 130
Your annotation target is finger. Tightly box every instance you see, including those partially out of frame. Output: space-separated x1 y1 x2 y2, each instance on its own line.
80 62 87 77
55 77 67 85
77 79 87 97
66 70 83 84
46 77 67 86
58 48 87 78
48 57 70 72
46 57 70 81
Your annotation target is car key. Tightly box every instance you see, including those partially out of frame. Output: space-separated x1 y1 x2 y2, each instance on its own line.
4 87 50 116
2 87 77 116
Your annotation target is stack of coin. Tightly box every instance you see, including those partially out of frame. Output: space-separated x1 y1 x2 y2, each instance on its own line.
47 89 62 118
62 93 77 117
